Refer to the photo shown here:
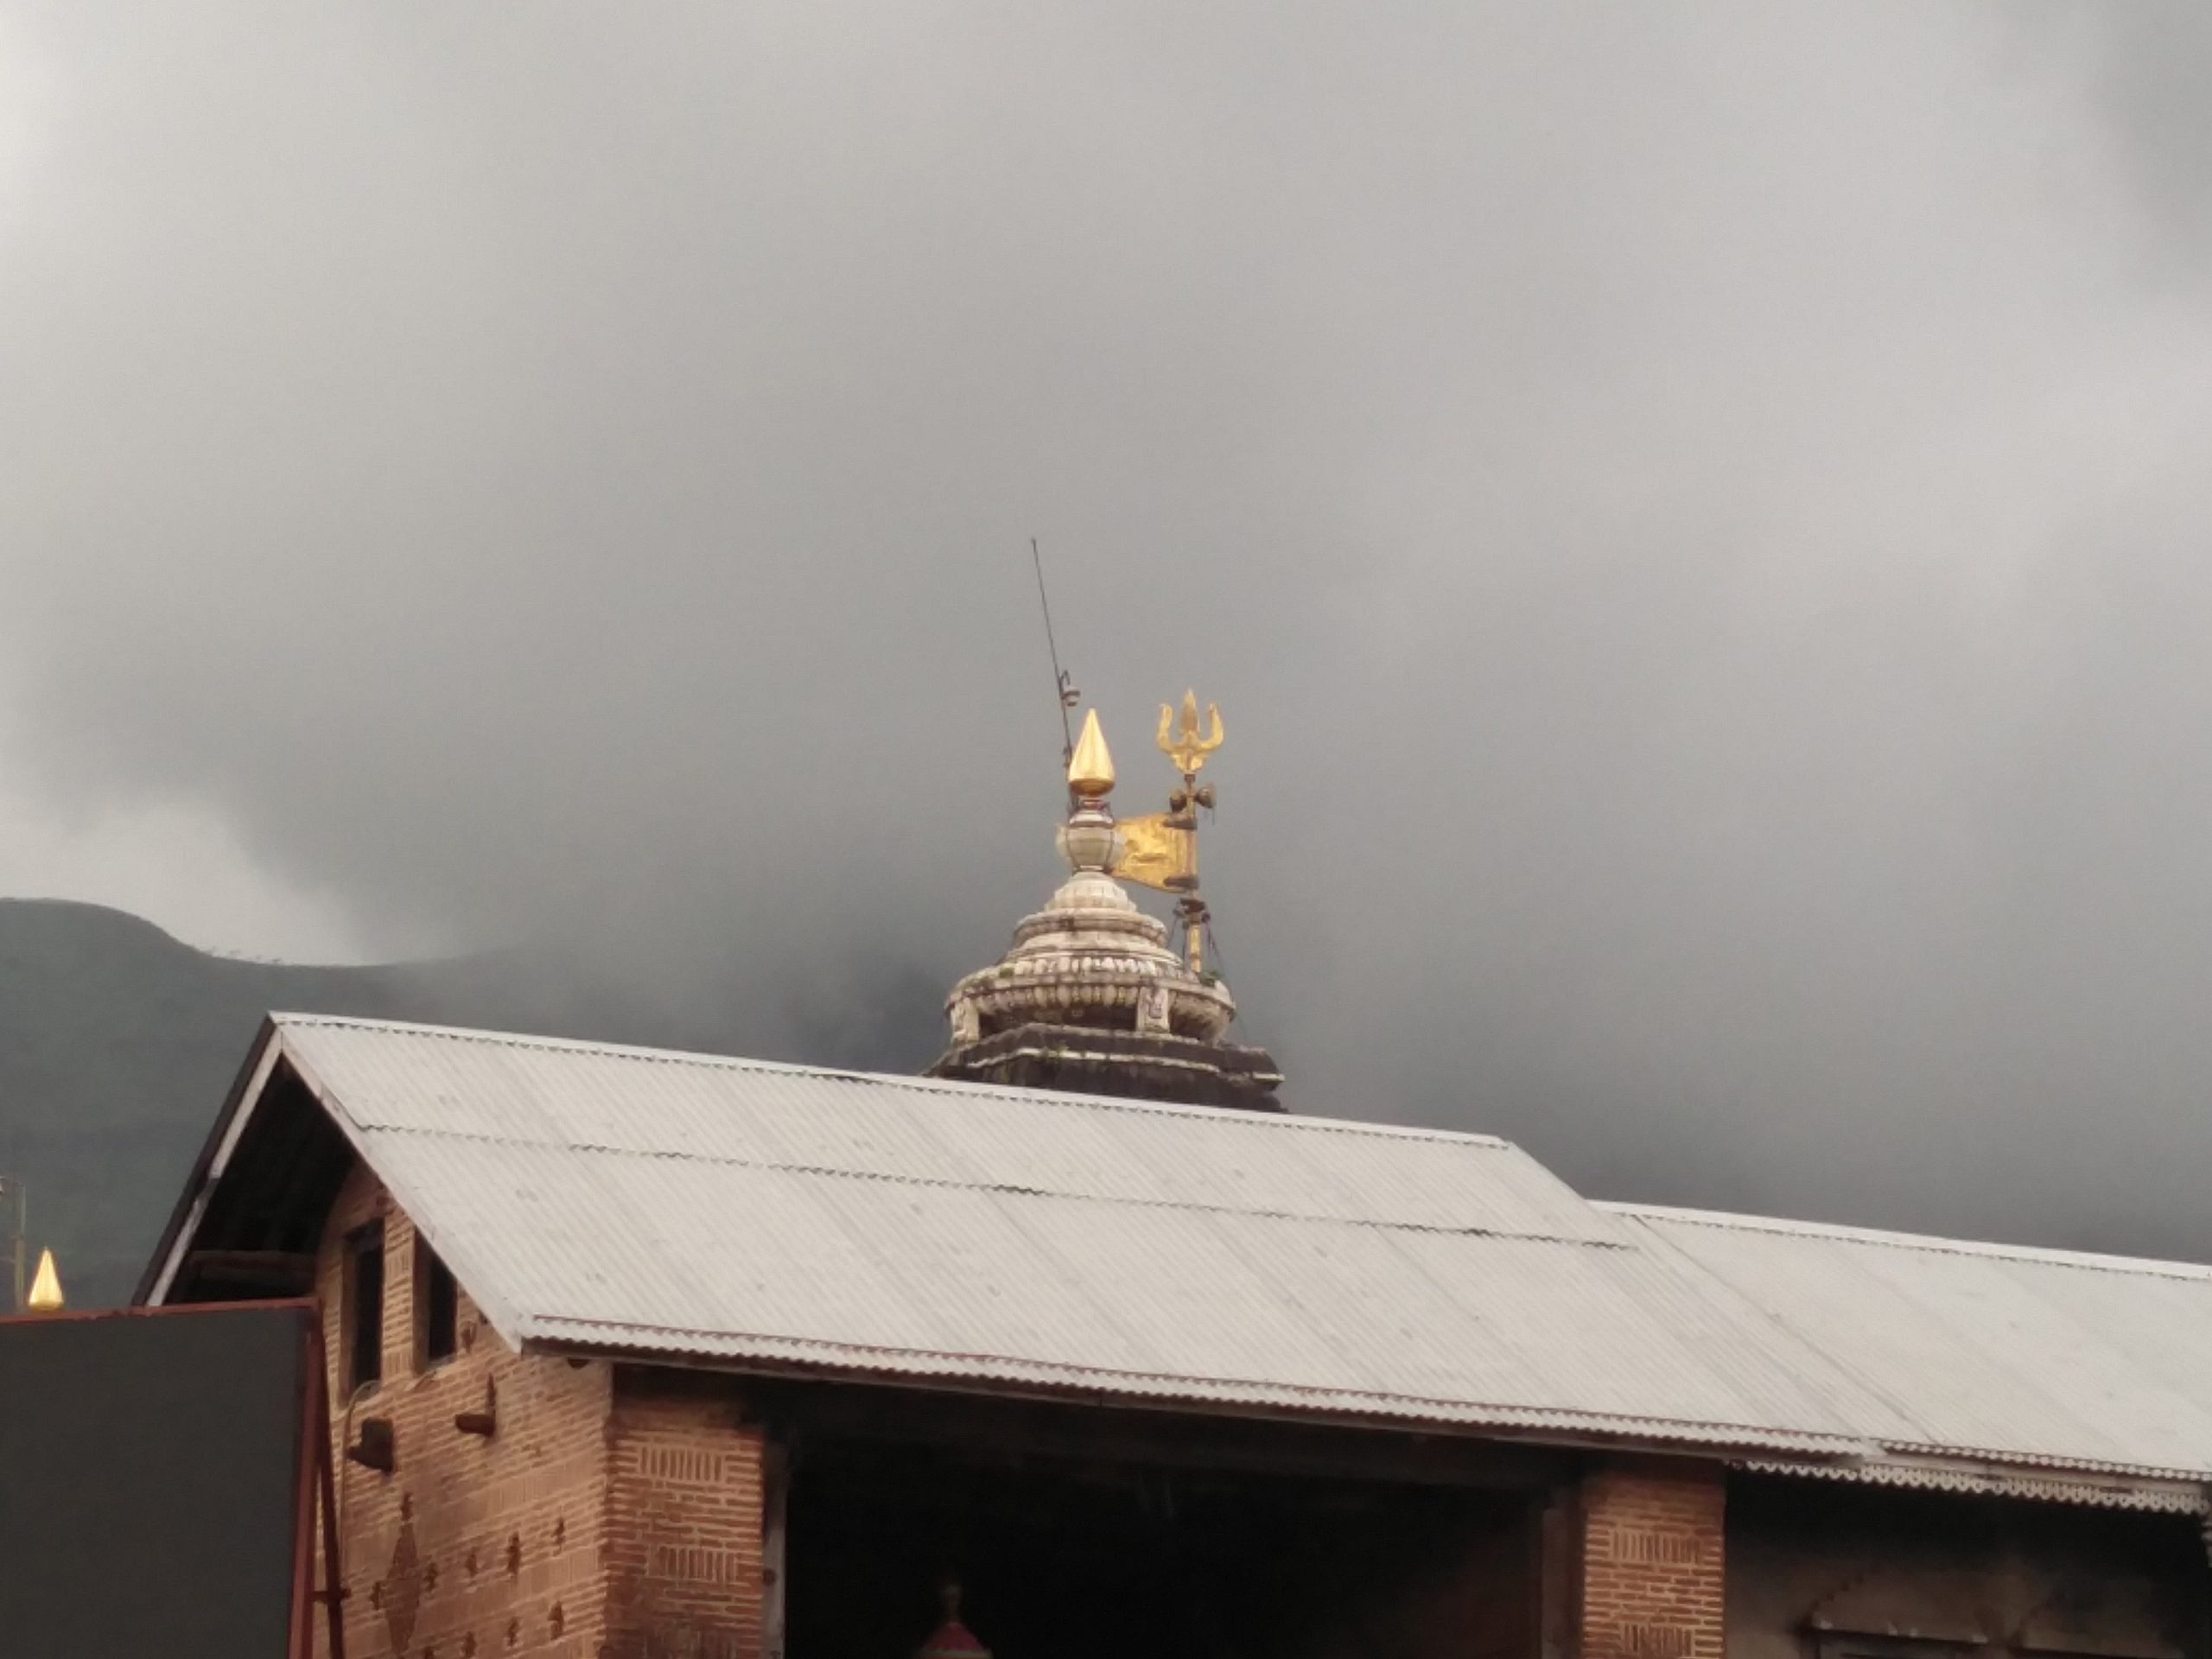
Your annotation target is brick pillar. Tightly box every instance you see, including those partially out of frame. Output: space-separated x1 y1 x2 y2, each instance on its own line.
603 1378 773 1659
1576 1460 1726 1659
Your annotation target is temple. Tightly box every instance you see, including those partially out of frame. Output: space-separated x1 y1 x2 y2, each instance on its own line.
119 688 2212 1659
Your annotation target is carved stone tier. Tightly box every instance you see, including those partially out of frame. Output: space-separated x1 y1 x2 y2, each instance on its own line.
930 1024 1285 1113
940 869 1234 1047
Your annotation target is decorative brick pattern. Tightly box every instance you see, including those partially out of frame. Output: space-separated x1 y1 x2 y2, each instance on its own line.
604 1381 770 1659
315 1167 613 1659
1578 1462 1726 1659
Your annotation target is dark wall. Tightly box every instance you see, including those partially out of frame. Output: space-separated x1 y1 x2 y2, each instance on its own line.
0 1303 315 1659
1728 1474 2209 1659
788 1433 1535 1659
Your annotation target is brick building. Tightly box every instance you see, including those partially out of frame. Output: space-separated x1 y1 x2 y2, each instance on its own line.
134 1009 2212 1659
134 716 2212 1659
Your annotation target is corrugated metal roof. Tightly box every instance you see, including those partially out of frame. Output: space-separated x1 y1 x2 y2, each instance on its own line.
1616 1204 2212 1486
212 1015 1870 1456
153 1014 2212 1497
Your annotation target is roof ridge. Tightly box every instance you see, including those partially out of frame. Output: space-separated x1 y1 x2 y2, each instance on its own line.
1606 1201 2212 1284
269 1012 1523 1152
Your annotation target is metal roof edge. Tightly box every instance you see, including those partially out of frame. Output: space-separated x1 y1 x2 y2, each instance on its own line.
137 1017 286 1306
1605 1201 2212 1284
518 1315 1875 1460
1732 1454 2209 1514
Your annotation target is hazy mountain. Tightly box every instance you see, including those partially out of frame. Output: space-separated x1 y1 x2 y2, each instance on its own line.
0 899 946 1307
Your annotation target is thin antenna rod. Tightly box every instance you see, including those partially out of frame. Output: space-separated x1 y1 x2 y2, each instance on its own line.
1030 537 1078 769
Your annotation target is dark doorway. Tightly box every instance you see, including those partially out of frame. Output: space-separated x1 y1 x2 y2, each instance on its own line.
788 1433 1535 1659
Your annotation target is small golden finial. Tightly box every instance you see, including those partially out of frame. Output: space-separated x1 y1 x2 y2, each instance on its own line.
1067 708 1116 798
1155 690 1224 776
26 1248 62 1313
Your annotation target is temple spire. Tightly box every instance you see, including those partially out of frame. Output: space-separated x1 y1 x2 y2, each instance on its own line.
929 696 1283 1111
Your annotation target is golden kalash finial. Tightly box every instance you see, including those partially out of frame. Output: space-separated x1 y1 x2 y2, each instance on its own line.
1056 709 1123 876
26 1248 62 1313
1067 707 1116 798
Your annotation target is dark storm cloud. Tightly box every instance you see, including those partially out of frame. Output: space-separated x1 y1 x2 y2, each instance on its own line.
6 3 2212 1259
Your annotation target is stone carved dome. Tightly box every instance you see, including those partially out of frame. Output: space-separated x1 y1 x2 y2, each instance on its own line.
944 865 1234 1048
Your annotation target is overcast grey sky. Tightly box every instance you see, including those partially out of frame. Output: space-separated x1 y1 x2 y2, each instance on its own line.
5 3 2212 1256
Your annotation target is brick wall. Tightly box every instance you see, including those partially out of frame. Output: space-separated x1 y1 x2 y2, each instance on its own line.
308 1168 1725 1659
316 1166 613 1659
1576 1461 1726 1659
604 1376 772 1659
314 1166 778 1659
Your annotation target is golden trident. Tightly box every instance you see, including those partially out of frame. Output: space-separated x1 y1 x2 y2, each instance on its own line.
1155 690 1224 778
1110 690 1224 976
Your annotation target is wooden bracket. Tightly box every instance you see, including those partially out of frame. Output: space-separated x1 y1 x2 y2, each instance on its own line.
454 1377 498 1438
346 1416 397 1473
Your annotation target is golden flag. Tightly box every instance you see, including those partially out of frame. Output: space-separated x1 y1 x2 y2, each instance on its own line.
1112 813 1196 892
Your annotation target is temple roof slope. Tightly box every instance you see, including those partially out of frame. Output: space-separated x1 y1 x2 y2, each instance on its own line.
1614 1203 2212 1498
147 1014 1860 1458
143 1014 2212 1508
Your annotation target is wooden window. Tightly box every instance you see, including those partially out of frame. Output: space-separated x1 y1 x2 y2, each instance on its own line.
415 1236 458 1368
344 1222 385 1392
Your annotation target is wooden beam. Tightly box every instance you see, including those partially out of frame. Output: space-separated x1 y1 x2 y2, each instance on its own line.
181 1249 318 1294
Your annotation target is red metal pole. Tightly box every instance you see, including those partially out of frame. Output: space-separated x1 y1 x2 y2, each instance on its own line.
289 1318 316 1659
309 1319 348 1659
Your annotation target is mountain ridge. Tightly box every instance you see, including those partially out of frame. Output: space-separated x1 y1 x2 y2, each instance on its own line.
0 898 947 1306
